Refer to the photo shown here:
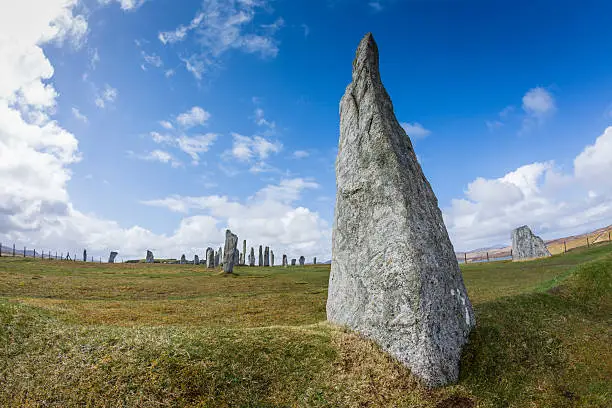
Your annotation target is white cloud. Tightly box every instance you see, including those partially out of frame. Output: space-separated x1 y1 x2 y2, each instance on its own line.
401 122 431 139
176 106 210 128
522 87 555 118
444 127 612 251
98 0 147 11
254 107 276 129
369 1 383 12
130 149 182 168
159 120 173 130
229 133 282 162
293 150 310 159
141 51 163 69
94 84 118 108
177 133 218 164
164 69 175 78
89 48 100 70
160 1 282 79
71 107 88 123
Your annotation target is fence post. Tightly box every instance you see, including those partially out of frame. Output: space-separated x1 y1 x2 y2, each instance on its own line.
23 247 26 257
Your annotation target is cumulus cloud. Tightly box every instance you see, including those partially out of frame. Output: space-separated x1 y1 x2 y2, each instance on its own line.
401 122 431 139
176 106 211 128
98 0 147 11
159 0 283 79
228 133 282 172
71 107 88 123
94 84 118 108
444 127 612 251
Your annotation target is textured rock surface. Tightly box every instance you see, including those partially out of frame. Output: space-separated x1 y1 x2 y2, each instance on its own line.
206 247 214 268
258 246 263 266
326 33 475 387
299 256 305 266
223 229 239 273
291 259 296 266
249 247 255 266
512 225 551 261
108 251 118 263
146 250 154 264
194 255 199 265
282 255 288 267
264 247 270 267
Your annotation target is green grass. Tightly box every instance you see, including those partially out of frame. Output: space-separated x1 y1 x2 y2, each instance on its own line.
0 244 610 407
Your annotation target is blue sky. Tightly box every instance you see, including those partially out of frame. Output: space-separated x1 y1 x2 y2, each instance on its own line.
2 0 612 260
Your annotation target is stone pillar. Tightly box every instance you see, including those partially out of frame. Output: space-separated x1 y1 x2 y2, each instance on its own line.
83 249 87 262
223 229 239 273
108 251 118 263
242 240 247 265
249 247 255 266
271 251 275 267
146 250 154 263
233 248 239 266
206 247 214 268
214 250 220 267
291 259 296 266
299 256 305 266
313 257 317 265
194 255 200 265
258 245 263 266
218 247 223 266
180 254 186 264
282 254 288 267
264 246 270 267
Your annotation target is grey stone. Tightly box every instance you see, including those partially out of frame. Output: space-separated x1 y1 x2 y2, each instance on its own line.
234 248 240 266
299 256 305 266
218 247 223 266
291 259 296 266
271 251 275 267
249 247 255 267
223 229 239 273
511 225 551 261
194 254 200 265
108 251 118 263
206 247 214 268
326 33 475 388
258 245 263 266
146 250 154 263
282 254 288 267
243 240 247 265
83 249 87 262
214 250 220 267
180 254 186 264
314 257 317 265
264 246 270 267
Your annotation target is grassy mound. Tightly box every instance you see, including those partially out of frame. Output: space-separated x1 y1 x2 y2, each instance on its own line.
0 245 610 407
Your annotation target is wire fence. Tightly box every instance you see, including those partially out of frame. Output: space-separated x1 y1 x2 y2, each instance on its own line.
0 242 109 263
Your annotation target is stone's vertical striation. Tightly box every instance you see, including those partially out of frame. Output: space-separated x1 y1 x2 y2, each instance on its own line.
243 240 247 265
271 251 275 267
249 247 255 266
206 247 214 268
180 254 186 264
291 259 296 266
146 250 154 263
299 256 305 266
258 245 263 267
264 246 270 267
511 225 551 261
194 255 200 265
108 251 118 263
326 33 475 387
223 229 239 273
282 254 288 267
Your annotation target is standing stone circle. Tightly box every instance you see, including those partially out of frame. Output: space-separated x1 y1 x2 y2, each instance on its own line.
512 225 551 261
326 33 475 388
108 251 118 263
223 229 239 273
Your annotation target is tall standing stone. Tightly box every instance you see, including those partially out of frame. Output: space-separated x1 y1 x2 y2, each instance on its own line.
249 247 255 266
146 250 154 263
214 250 220 267
291 259 296 266
313 257 317 265
511 225 551 261
299 256 305 266
282 254 288 267
194 254 200 265
264 246 270 267
223 229 239 273
258 245 263 267
243 240 247 265
326 33 475 387
234 249 240 266
83 249 87 262
180 254 186 264
271 251 275 267
108 251 118 263
206 247 214 268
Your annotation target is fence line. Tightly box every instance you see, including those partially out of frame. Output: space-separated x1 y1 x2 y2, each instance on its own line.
0 242 104 263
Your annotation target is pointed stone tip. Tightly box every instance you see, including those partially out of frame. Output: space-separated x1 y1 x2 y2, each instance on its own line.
353 32 379 76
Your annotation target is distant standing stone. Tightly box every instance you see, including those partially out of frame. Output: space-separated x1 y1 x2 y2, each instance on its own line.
83 249 87 262
218 247 223 266
146 250 154 263
258 245 263 267
242 240 247 265
234 249 240 266
299 256 305 266
313 257 317 265
326 33 475 387
271 251 275 267
108 251 118 263
512 225 551 261
180 254 186 264
282 254 288 267
206 247 214 268
264 246 270 267
214 251 219 267
291 259 296 266
194 254 200 265
223 229 239 273
249 247 255 267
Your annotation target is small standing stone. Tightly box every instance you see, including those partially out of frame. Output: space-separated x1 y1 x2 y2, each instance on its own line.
313 257 317 265
108 251 118 263
214 250 220 267
206 247 214 268
258 245 263 267
249 247 255 266
83 249 87 262
512 225 551 261
271 251 275 267
291 259 296 266
264 246 270 267
194 255 200 265
146 250 154 263
299 256 305 266
180 254 186 264
242 240 247 265
234 249 240 266
223 229 239 273
282 254 288 267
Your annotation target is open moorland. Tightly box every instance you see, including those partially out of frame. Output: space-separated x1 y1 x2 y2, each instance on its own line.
1 244 610 407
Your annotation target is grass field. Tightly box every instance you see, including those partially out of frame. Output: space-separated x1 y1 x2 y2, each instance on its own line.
1 244 610 407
